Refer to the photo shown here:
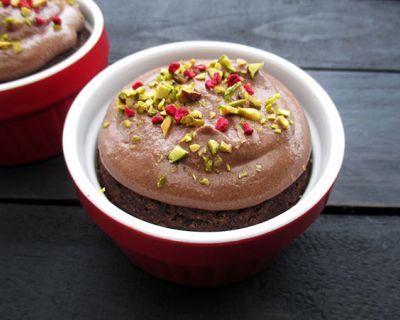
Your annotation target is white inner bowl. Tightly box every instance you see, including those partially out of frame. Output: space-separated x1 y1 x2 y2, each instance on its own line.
63 41 345 244
0 0 104 92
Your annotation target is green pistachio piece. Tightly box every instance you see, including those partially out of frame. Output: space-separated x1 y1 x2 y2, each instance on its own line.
147 104 158 116
135 101 147 114
12 41 22 54
207 68 223 79
243 91 261 109
177 88 202 103
189 144 201 152
1 34 9 41
219 105 239 116
239 171 249 179
20 7 31 17
265 93 281 106
207 139 220 155
154 83 172 100
266 104 275 114
224 82 242 101
236 58 247 67
260 118 267 124
119 88 136 101
267 114 276 121
226 163 232 172
157 99 166 111
161 116 173 138
202 156 213 172
214 85 226 95
180 115 205 127
218 54 236 72
0 40 12 49
191 110 202 118
238 107 261 121
168 146 189 163
277 108 291 117
179 131 195 143
122 119 132 128
228 99 247 107
33 0 48 8
274 128 282 134
131 135 141 143
102 121 110 128
157 175 167 188
214 155 224 167
149 81 158 88
276 115 290 129
194 73 206 80
219 141 232 153
198 146 207 156
248 62 264 78
209 111 216 119
199 177 210 186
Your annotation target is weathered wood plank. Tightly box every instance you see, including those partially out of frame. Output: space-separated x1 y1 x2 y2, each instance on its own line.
96 0 400 70
1 71 399 207
0 204 399 319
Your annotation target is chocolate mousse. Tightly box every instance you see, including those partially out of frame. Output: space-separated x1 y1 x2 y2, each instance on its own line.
97 56 312 231
0 0 85 82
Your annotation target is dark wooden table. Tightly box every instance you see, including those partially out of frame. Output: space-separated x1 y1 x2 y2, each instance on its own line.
1 1 400 319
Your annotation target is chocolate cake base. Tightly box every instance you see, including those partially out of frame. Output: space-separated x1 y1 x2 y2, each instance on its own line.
97 156 312 232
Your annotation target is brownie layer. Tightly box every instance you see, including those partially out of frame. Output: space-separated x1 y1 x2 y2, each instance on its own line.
98 156 311 232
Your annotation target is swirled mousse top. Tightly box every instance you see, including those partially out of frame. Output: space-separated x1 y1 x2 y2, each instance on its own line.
98 56 312 211
0 0 84 82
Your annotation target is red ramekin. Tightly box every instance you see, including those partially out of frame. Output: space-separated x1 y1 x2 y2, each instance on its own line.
0 0 109 165
63 42 345 286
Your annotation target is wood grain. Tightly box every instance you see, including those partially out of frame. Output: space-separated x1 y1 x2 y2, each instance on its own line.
95 0 400 71
1 71 399 207
0 204 399 319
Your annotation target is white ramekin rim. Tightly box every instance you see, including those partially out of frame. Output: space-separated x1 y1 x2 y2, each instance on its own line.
0 0 104 92
63 41 345 244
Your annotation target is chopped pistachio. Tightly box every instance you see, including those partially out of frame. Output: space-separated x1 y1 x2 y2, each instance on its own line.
149 81 158 88
99 187 106 193
239 171 249 179
168 146 189 163
199 99 208 107
238 107 261 121
177 88 202 103
179 131 195 143
218 54 236 72
20 7 31 17
154 83 172 100
257 126 263 132
157 98 166 111
198 146 207 156
131 135 141 143
228 99 247 107
66 0 76 4
122 119 132 128
53 24 62 31
270 124 278 130
277 108 291 117
276 115 290 129
214 155 224 167
236 58 247 67
1 34 9 41
189 144 201 152
191 173 197 182
12 41 22 54
199 177 210 186
202 156 213 172
265 93 281 106
190 110 202 118
248 62 264 78
194 72 206 80
24 18 32 26
289 119 294 125
157 175 167 188
102 121 110 128
274 128 282 134
161 115 173 137
207 68 223 79
207 139 220 155
255 164 263 172
260 118 267 124
119 88 136 101
0 40 12 49
209 111 216 119
180 115 205 127
33 0 48 8
226 163 232 172
219 105 239 116
267 114 276 121
147 104 158 116
224 82 242 101
214 85 226 95
219 141 232 153
243 91 261 109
